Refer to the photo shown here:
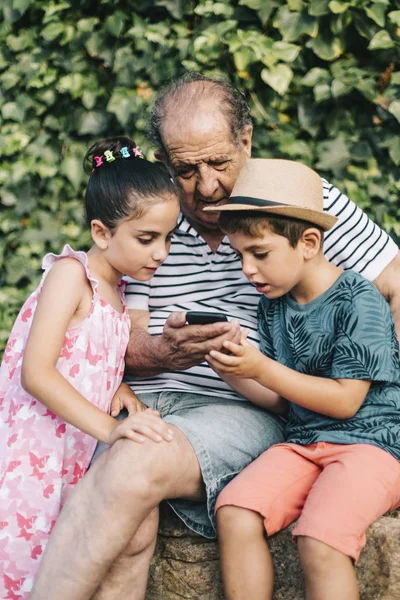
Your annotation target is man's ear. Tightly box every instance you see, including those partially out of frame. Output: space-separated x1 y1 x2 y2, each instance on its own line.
241 124 253 158
91 219 111 249
301 228 322 259
154 148 167 164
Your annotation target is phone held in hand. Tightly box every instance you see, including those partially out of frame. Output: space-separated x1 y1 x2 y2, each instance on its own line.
186 311 228 325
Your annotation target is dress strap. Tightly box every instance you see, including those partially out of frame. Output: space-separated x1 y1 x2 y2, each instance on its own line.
41 244 99 293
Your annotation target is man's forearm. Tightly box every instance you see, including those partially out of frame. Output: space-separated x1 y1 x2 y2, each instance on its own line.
124 326 169 376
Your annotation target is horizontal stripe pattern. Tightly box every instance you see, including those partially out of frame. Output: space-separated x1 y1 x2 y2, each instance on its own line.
125 181 398 398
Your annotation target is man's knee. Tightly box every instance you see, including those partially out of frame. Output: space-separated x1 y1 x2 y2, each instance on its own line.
92 437 185 503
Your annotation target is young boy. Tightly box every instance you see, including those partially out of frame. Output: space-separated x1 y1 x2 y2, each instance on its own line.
204 159 400 600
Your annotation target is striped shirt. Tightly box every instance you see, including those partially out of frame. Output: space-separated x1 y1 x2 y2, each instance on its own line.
124 180 398 400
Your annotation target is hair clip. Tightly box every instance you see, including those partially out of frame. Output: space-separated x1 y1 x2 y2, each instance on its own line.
120 146 131 158
92 145 143 170
104 150 116 162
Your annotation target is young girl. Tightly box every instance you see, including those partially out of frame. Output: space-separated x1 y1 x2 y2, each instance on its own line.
0 136 180 598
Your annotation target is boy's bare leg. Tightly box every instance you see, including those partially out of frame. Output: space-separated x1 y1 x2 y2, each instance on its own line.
298 536 359 600
217 506 274 600
90 508 159 600
30 427 204 600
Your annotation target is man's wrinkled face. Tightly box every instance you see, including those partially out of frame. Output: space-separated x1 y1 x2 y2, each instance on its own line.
161 104 252 234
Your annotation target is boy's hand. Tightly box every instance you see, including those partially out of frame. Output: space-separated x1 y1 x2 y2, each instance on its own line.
206 336 264 379
108 408 174 445
110 382 146 417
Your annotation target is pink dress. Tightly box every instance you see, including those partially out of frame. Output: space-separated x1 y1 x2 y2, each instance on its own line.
0 245 131 599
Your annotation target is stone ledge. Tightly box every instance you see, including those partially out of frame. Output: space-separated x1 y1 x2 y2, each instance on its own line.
145 504 400 600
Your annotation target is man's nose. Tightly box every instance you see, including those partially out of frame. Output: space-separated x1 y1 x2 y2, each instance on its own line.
197 166 219 199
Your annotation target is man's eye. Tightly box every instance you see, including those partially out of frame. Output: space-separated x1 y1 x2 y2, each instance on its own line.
177 168 195 179
211 161 229 171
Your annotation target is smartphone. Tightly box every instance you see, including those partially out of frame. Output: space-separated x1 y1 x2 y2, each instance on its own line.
186 311 228 325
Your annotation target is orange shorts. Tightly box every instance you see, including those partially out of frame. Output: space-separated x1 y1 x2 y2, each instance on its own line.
215 442 400 561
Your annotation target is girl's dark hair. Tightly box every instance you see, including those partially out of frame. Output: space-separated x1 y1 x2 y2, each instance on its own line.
219 212 324 249
84 136 180 230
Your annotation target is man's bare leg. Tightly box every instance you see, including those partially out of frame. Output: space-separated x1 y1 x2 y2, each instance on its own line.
30 427 204 600
90 508 159 600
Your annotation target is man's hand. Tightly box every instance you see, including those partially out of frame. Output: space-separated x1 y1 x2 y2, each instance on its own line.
159 312 242 370
110 382 146 417
108 408 174 445
206 334 265 379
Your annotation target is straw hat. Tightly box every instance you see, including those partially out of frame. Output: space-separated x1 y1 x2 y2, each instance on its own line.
204 159 338 231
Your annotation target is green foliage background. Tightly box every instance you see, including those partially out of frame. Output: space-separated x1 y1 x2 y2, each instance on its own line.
1 0 400 353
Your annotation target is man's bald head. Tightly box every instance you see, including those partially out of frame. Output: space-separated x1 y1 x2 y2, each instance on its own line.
148 72 252 155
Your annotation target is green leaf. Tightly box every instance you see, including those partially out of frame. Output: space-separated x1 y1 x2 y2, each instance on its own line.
368 30 395 50
391 72 400 85
307 36 343 61
388 100 400 124
61 157 84 191
75 111 109 136
329 1 350 14
331 78 353 97
365 3 387 27
301 67 330 86
261 64 293 95
314 82 331 102
1 101 25 122
316 137 351 171
272 41 300 62
12 0 32 16
388 10 400 26
309 0 330 17
388 136 400 166
104 12 126 38
239 0 263 7
41 22 65 42
77 17 99 32
274 6 318 42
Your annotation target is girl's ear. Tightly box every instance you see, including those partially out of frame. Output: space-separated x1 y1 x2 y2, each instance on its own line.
91 219 111 249
301 228 322 260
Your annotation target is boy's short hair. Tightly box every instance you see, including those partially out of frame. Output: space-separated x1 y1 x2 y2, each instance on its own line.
219 211 324 249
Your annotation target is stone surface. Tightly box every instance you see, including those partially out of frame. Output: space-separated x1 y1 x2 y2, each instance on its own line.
145 504 400 600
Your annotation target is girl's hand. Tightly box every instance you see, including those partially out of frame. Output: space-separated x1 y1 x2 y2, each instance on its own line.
110 382 146 417
108 408 174 445
206 337 264 379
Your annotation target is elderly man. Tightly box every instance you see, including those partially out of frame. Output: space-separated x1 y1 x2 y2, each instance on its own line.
31 72 400 599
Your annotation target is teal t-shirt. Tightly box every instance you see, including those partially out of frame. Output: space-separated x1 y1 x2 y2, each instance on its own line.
257 270 400 461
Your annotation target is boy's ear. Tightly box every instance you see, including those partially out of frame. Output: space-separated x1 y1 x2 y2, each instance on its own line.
301 228 322 259
91 219 111 249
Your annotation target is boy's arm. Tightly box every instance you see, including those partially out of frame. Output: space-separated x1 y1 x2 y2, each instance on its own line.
208 340 370 420
211 367 288 415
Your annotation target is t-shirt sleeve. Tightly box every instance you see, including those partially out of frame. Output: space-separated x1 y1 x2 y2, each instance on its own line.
330 278 398 382
123 278 151 311
257 298 275 360
322 179 398 282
